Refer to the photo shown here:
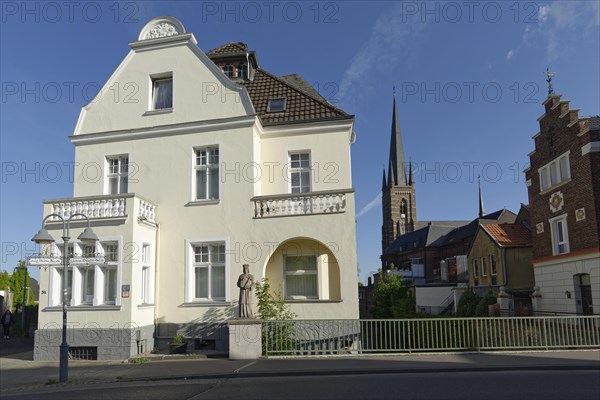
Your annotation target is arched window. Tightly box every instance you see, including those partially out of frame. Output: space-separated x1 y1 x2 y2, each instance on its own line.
237 63 248 79
223 65 234 78
400 200 407 217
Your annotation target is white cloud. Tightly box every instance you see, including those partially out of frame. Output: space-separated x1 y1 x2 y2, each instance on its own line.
356 193 382 219
521 1 600 60
338 4 427 106
506 49 515 61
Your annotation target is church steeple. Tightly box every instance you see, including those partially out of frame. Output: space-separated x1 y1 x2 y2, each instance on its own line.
388 94 408 186
381 90 417 256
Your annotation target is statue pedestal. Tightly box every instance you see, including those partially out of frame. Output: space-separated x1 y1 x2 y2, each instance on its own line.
228 319 263 360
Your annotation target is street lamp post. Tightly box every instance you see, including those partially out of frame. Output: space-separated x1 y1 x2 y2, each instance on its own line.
32 213 99 383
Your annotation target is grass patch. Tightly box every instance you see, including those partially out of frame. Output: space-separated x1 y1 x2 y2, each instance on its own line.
129 357 150 364
45 379 59 385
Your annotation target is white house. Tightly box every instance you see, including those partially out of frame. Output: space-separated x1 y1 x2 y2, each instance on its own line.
32 16 359 360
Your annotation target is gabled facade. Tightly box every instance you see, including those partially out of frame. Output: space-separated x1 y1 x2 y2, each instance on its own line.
467 222 534 314
32 17 359 360
524 93 600 315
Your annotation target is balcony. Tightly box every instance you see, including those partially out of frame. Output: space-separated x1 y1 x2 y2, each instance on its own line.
252 189 353 218
43 194 157 224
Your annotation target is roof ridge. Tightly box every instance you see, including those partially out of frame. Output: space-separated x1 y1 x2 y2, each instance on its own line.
255 68 348 116
207 42 247 54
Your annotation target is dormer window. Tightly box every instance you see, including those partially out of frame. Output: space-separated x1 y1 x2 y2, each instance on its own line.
237 63 248 79
223 65 235 78
267 97 286 113
151 75 173 110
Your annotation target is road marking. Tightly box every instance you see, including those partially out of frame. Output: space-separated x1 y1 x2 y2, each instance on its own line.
234 361 257 373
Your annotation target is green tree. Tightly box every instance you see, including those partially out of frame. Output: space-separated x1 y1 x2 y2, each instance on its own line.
255 278 296 354
0 270 10 291
456 289 480 317
9 261 34 309
475 290 497 317
370 271 415 319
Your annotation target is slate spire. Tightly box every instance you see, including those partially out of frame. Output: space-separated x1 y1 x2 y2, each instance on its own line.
388 93 408 186
382 168 387 190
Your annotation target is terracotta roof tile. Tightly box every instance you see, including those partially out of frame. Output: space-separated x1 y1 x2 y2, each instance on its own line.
207 42 248 55
483 224 531 247
242 69 350 125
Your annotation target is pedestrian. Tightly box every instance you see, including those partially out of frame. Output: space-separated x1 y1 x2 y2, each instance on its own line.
2 309 13 339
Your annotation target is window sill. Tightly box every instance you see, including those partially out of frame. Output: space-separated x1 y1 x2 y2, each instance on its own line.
285 299 342 303
43 305 122 311
138 303 155 309
143 108 173 116
180 301 231 307
185 200 220 207
539 178 572 195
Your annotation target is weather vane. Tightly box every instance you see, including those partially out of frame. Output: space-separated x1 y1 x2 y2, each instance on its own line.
545 68 555 96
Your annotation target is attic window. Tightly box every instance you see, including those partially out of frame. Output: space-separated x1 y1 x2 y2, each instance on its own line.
267 97 286 113
152 76 173 110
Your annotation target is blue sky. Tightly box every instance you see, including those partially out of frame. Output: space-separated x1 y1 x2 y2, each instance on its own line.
1 1 599 284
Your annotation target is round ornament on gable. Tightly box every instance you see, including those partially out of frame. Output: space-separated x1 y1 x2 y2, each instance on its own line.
138 16 186 41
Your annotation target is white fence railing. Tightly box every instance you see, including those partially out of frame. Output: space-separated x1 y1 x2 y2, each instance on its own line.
48 196 127 220
253 190 352 218
263 316 600 356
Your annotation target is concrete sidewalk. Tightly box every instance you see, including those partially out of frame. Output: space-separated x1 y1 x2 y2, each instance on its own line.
1 348 599 393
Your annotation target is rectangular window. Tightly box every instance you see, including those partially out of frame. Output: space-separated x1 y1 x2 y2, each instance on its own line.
82 267 95 304
473 259 479 279
193 243 225 300
103 267 117 304
103 243 118 263
194 147 219 200
267 97 286 112
538 151 570 192
481 257 487 276
107 156 129 195
152 77 173 110
551 216 570 255
490 255 497 275
285 255 318 299
55 268 73 306
289 152 311 193
141 243 152 304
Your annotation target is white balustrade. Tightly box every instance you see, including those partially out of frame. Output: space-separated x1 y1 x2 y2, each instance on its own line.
253 191 347 218
49 196 129 221
139 199 157 223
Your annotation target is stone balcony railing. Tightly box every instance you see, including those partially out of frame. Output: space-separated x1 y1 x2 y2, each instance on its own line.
252 189 353 218
44 194 157 224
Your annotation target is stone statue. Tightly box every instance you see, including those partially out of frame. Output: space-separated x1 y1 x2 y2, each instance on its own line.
237 264 255 318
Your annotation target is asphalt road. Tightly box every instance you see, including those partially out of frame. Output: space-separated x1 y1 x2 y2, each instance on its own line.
3 370 599 400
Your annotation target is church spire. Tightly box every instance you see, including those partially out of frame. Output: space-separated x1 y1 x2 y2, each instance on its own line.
388 92 408 186
478 175 485 218
382 168 387 190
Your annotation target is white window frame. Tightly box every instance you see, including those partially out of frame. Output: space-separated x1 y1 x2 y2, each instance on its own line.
106 155 129 195
267 97 286 112
223 65 235 78
481 257 487 277
538 151 571 192
550 214 570 255
150 73 173 110
288 151 311 193
185 238 229 303
100 241 119 305
140 243 154 305
237 63 248 79
283 254 319 300
193 146 220 201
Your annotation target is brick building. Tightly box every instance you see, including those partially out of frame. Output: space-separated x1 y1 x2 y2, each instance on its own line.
524 93 600 315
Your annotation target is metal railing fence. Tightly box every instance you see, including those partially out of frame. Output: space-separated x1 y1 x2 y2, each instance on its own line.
263 316 600 356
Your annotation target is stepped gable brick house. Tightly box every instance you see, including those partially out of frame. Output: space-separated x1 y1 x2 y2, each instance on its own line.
31 16 359 360
524 92 600 315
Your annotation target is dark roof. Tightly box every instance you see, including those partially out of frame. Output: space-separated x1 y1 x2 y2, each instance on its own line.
278 74 327 102
483 224 532 247
480 209 517 224
242 69 350 125
207 42 249 56
584 116 600 130
384 224 457 255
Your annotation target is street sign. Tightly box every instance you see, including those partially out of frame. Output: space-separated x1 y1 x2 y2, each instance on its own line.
70 256 106 265
27 256 61 266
